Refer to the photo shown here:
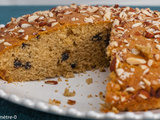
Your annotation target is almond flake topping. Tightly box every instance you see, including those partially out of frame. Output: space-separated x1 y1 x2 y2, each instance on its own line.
141 9 152 17
21 23 32 28
155 54 160 60
51 22 58 27
116 68 124 76
71 17 79 21
41 27 46 31
71 17 76 21
147 59 153 66
131 48 140 55
113 96 119 100
143 68 149 75
70 4 77 9
92 15 100 18
122 48 127 53
39 16 44 20
0 39 5 43
142 78 151 86
4 42 12 46
28 15 39 22
24 35 29 40
119 11 127 19
139 65 148 70
156 44 160 50
18 29 24 33
130 68 135 72
121 96 126 102
49 12 54 17
64 11 72 14
84 17 93 23
139 81 145 89
87 7 98 13
125 87 135 92
48 18 56 23
132 23 142 28
138 94 148 99
153 31 160 34
103 11 111 21
113 19 119 27
110 41 118 47
126 57 146 65
155 35 160 38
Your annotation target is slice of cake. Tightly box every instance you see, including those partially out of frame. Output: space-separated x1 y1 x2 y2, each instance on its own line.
1 4 160 112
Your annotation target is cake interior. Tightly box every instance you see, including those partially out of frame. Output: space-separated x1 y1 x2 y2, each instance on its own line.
0 22 111 82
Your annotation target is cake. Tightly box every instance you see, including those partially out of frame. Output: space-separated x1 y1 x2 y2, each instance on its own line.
0 4 160 112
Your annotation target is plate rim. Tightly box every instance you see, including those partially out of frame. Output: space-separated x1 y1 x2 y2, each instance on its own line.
0 88 160 120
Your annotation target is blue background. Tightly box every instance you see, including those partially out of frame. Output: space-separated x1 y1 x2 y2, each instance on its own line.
0 6 160 120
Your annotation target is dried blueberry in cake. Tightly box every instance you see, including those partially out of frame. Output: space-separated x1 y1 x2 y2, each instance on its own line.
22 43 30 49
70 63 76 69
14 59 22 68
24 62 31 69
36 35 40 39
62 53 69 61
92 33 102 41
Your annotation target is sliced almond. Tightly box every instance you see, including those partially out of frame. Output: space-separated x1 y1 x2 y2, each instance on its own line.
87 7 98 13
21 23 32 28
84 17 93 23
131 48 140 55
113 19 119 27
126 57 146 65
125 87 135 92
116 68 124 76
138 89 150 99
18 29 24 33
141 9 152 17
156 44 160 50
49 12 54 17
50 22 58 27
0 39 5 43
103 11 111 21
28 15 39 22
3 42 12 46
109 56 120 72
155 54 160 61
144 30 154 38
132 23 142 28
147 59 153 66
143 78 151 86
110 41 118 47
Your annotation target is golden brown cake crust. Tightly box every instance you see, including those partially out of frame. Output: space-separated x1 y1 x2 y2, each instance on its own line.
0 4 119 55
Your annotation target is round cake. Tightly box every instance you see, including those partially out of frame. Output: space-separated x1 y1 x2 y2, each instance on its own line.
1 4 160 112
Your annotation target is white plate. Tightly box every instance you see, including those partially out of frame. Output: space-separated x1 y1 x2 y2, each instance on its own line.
0 25 160 120
0 68 160 120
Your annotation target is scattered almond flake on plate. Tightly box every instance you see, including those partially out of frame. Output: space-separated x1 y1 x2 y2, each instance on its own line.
86 78 93 85
99 91 105 101
45 80 58 85
63 88 76 97
65 79 69 82
49 99 61 106
99 67 106 72
57 78 62 82
55 90 58 93
87 94 93 98
67 99 76 105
